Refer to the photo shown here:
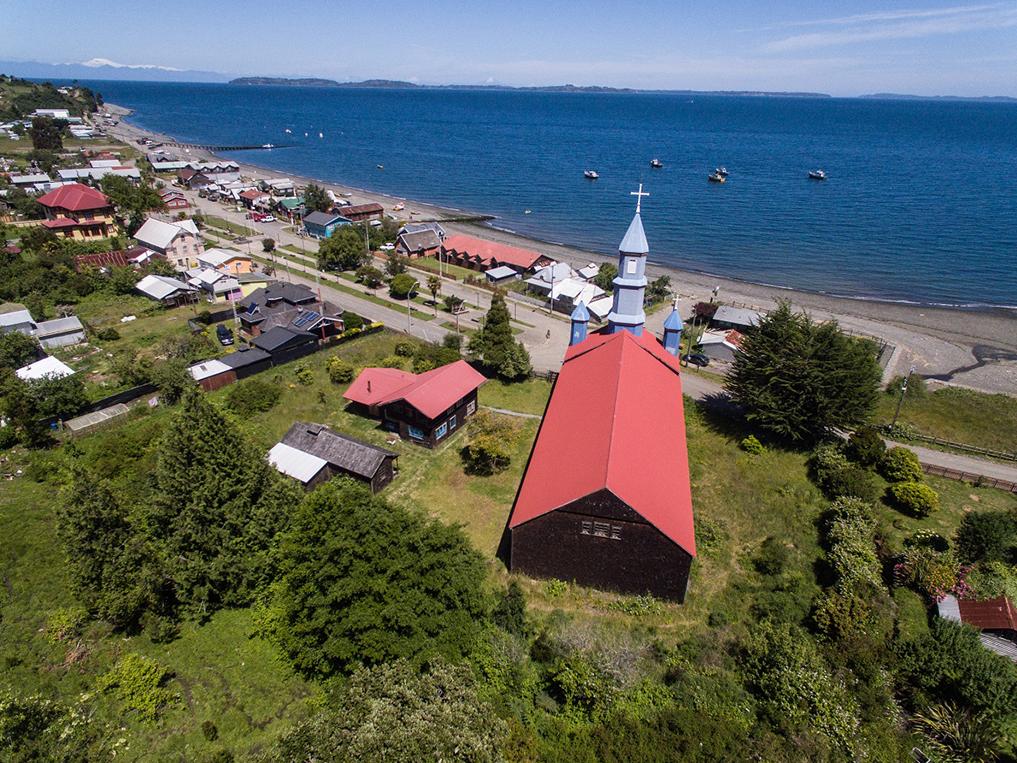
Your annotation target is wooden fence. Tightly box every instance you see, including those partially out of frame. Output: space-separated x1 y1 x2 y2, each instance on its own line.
921 463 1017 494
883 426 1017 463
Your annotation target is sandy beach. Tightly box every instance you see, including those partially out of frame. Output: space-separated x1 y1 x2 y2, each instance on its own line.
105 103 1017 395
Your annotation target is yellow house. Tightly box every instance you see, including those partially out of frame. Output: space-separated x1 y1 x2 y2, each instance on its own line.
36 183 118 240
236 272 273 298
196 247 254 275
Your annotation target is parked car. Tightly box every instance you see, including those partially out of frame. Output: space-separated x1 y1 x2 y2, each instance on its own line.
683 353 709 367
216 324 234 346
260 214 276 223
379 243 395 251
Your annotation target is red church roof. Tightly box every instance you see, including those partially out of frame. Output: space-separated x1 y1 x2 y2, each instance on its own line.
959 596 1017 631
508 329 696 556
36 183 111 212
441 234 545 270
343 360 487 420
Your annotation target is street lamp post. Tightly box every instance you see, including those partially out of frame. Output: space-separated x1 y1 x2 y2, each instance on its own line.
891 365 917 430
406 279 420 330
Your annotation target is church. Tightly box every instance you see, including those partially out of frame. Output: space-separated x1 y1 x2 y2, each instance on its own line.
501 188 697 602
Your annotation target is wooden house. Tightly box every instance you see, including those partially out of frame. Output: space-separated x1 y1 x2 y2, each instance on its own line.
268 422 398 492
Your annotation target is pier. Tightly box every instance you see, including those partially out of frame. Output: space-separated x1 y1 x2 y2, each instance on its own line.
159 141 292 152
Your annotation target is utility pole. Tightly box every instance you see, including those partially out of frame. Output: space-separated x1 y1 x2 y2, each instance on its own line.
891 365 917 430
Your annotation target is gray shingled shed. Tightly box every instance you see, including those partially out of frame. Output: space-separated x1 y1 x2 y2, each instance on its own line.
270 422 398 492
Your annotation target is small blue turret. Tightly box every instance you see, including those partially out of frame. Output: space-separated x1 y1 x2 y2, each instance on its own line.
570 301 590 346
663 300 683 356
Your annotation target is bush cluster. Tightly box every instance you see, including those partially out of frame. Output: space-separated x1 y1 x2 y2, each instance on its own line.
888 481 940 518
460 410 519 476
739 435 765 455
326 356 355 384
879 447 924 483
96 653 176 722
225 378 281 415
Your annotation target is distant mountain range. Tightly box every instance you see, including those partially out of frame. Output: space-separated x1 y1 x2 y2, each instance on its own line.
0 59 228 83
229 77 832 97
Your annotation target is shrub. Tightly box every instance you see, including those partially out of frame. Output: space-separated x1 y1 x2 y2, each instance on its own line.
388 273 417 298
812 587 874 641
225 378 281 415
95 326 120 341
967 561 1017 601
879 447 923 483
894 543 959 599
342 312 365 331
740 435 765 455
955 511 1017 564
845 427 886 467
294 365 314 385
0 426 18 450
823 465 881 502
824 498 881 589
379 355 404 369
754 537 790 576
202 720 219 741
888 481 939 518
460 410 519 476
394 341 416 357
545 579 568 598
808 443 850 486
326 356 355 384
96 653 175 722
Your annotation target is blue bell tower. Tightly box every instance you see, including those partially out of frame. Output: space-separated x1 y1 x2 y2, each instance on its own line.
663 299 683 356
607 184 650 336
570 301 590 346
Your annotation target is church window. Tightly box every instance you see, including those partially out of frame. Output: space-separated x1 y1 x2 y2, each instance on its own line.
593 522 611 538
580 521 592 535
626 258 637 274
610 525 622 540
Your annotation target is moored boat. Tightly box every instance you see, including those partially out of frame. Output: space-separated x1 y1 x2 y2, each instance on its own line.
708 172 726 183
715 166 729 177
809 169 827 180
584 170 599 179
650 158 663 168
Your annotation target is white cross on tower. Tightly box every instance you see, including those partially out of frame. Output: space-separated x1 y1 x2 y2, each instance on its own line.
630 183 650 214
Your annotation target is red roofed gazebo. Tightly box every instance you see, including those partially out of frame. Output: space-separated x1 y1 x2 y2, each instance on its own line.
343 360 487 448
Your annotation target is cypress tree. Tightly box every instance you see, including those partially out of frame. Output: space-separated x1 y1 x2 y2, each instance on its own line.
468 292 530 380
147 387 301 618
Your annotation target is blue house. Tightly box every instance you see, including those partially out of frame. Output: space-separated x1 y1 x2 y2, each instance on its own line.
302 210 351 239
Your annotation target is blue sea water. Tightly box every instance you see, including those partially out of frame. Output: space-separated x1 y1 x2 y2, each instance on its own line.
86 81 1017 307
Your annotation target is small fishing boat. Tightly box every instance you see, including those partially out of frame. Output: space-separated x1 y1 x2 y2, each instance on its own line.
284 128 292 134
377 164 384 170
808 169 827 180
708 172 726 183
261 143 275 149
318 132 324 139
584 170 599 179
650 158 663 168
715 166 729 177
524 209 532 215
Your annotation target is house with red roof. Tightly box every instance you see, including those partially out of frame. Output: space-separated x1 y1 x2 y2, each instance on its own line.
36 183 117 240
343 359 487 448
441 234 552 275
502 190 696 601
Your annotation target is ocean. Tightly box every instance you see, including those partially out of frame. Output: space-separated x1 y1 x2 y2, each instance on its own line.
85 81 1017 308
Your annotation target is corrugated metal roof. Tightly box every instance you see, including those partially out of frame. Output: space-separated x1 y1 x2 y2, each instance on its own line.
188 359 232 381
34 316 84 338
16 356 74 381
268 442 327 483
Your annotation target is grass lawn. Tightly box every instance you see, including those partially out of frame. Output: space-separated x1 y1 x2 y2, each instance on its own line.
876 384 1017 454
203 215 257 238
4 327 1016 757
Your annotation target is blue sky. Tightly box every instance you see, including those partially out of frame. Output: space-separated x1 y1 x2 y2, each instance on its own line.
5 0 1017 95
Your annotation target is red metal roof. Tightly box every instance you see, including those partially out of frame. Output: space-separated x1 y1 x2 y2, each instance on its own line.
240 189 267 200
959 596 1017 631
41 218 80 229
74 250 131 270
36 183 111 212
441 234 545 270
343 360 487 420
508 329 696 556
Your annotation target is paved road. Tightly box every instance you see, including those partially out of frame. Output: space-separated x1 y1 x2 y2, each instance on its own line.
902 443 1017 485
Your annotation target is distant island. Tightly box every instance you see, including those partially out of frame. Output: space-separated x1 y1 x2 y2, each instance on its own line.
859 92 1017 103
228 77 831 98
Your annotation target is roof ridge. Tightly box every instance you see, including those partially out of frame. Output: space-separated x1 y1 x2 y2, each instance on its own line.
600 335 629 493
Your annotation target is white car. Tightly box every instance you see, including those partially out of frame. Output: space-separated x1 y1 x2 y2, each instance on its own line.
379 243 395 251
260 215 276 223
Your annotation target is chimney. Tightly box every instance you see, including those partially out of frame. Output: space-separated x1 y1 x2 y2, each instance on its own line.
569 301 590 346
367 379 372 393
662 298 683 356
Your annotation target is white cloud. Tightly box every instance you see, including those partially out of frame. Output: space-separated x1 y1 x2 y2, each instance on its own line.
81 57 182 71
762 4 1017 52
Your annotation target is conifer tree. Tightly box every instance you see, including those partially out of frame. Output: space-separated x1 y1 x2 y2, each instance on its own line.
148 388 301 618
467 292 531 380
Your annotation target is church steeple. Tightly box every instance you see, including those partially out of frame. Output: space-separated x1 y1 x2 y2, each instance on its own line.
607 185 650 336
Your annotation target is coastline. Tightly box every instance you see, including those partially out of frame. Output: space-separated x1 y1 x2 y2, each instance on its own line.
105 103 1017 394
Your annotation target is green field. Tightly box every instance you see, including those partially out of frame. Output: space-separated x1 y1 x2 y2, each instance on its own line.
3 328 1016 758
876 383 1017 454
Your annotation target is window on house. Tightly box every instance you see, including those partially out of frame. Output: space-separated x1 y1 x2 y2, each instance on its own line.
580 521 592 535
449 415 457 431
408 426 424 440
466 400 476 415
610 525 622 540
435 422 448 440
593 522 610 538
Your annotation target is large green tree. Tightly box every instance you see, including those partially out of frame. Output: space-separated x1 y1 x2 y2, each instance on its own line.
468 292 530 380
274 479 488 677
99 175 163 234
303 183 331 213
0 331 38 370
725 302 881 442
28 116 64 150
269 660 506 763
146 388 301 618
318 225 367 271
